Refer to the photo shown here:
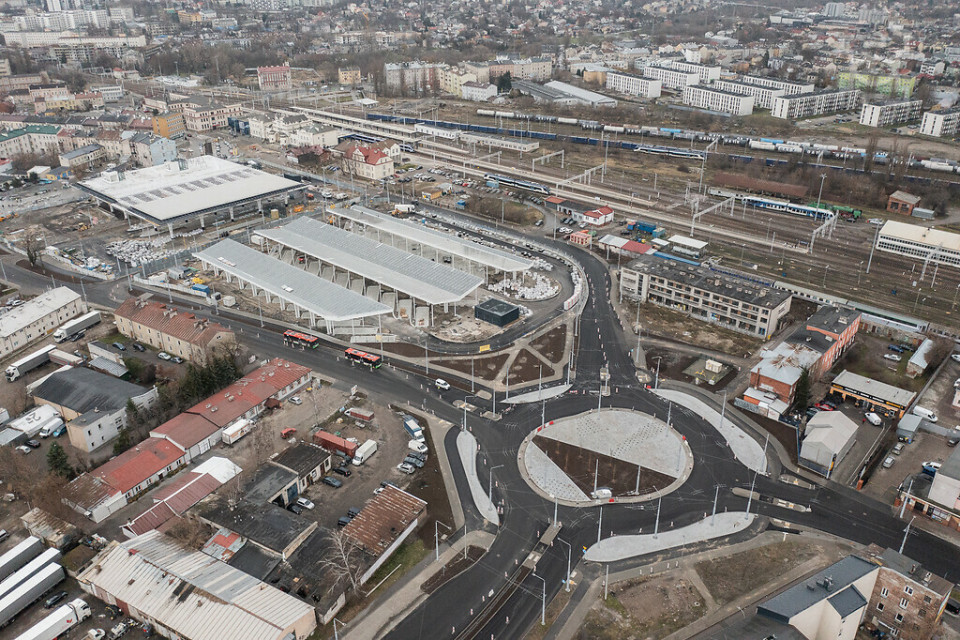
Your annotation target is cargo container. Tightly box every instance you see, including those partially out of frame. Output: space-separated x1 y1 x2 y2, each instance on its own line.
0 538 42 583
313 430 359 458
48 349 82 368
351 439 378 465
5 346 56 382
344 407 374 422
421 190 441 201
222 419 252 445
402 415 424 442
191 284 212 295
13 597 90 640
53 311 101 343
0 563 65 628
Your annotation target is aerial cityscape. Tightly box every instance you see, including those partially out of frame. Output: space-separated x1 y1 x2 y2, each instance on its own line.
0 0 959 639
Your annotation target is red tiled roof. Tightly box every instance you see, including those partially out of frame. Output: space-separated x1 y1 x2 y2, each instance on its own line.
151 412 221 450
545 196 566 204
93 438 185 494
622 240 652 254
114 297 234 349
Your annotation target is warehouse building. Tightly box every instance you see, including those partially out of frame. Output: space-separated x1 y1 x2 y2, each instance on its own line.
875 219 960 268
920 108 960 138
114 296 235 365
682 85 755 116
259 218 483 327
771 89 862 120
604 71 662 98
78 531 317 640
32 367 158 453
77 156 302 236
859 99 923 128
619 255 792 337
713 79 784 109
0 287 84 357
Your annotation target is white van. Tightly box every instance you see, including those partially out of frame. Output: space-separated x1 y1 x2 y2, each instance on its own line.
864 412 882 426
912 406 938 423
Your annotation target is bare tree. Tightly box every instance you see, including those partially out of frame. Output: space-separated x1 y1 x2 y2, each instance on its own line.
924 335 954 368
0 447 36 498
24 231 45 268
318 529 367 595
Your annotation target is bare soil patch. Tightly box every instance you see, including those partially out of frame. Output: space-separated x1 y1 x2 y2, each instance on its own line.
532 436 674 497
695 540 822 605
431 353 510 381
507 348 554 385
357 341 445 359
581 575 707 640
529 324 567 364
636 302 762 358
421 545 485 594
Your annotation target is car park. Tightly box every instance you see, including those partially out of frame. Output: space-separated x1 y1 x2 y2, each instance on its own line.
296 497 315 510
322 476 343 488
397 462 416 474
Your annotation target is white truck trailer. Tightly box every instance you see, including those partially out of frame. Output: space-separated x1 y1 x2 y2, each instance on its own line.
0 538 42 583
14 598 91 640
5 345 56 382
0 563 65 628
52 311 101 343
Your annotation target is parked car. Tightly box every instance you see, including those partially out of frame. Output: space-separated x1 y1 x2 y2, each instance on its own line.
289 396 302 405
171 356 184 364
882 456 896 469
14 445 29 455
814 403 834 411
0 529 8 544
403 456 424 469
86 630 105 640
888 344 905 353
281 427 297 439
296 497 315 510
407 451 427 462
948 437 959 447
893 443 905 455
25 439 40 448
131 343 145 352
883 354 901 362
287 503 303 515
157 351 172 361
952 353 960 363
333 466 352 477
112 342 126 351
409 440 428 454
922 461 942 477
397 462 416 474
337 516 352 527
322 476 343 488
43 591 69 608
347 507 361 518
109 622 127 640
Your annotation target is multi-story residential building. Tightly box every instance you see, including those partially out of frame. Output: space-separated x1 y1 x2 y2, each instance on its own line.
682 85 755 116
771 89 862 120
859 99 923 128
288 124 338 148
641 65 700 91
384 61 442 94
0 59 10 77
0 124 61 157
333 141 394 181
338 67 361 85
605 71 662 98
740 75 815 96
919 59 945 77
822 1 845 17
619 255 791 337
35 90 105 114
462 61 492 84
876 220 960 268
172 97 243 132
714 79 784 109
114 296 236 365
129 132 178 167
461 81 498 102
91 85 124 102
438 67 478 98
248 112 311 145
488 56 553 81
58 143 105 171
838 71 916 98
152 111 186 139
0 287 84 357
665 59 720 84
257 64 292 91
0 73 44 93
920 108 960 138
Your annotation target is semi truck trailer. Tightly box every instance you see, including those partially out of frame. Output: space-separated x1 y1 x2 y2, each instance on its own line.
0 563 65 628
14 598 91 640
5 345 56 382
52 311 101 343
0 538 42 583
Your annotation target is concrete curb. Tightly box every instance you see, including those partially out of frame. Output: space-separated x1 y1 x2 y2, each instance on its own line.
456 430 500 525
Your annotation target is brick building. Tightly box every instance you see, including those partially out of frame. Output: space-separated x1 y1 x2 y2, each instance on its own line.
257 64 292 91
114 296 235 365
887 190 921 216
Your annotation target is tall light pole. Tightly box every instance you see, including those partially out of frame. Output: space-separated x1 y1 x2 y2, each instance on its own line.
815 173 826 210
463 395 478 432
434 520 451 561
557 538 572 592
531 572 546 626
333 618 345 640
653 356 662 390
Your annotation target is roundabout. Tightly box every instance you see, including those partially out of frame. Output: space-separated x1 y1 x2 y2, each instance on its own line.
519 408 694 505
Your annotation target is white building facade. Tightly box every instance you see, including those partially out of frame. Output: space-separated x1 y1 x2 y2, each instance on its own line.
682 85 755 116
605 71 662 98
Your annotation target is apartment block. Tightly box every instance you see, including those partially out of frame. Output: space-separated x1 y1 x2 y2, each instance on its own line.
859 99 923 128
920 108 960 137
384 61 442 93
666 60 720 84
682 85 755 116
152 111 186 139
839 71 916 98
605 71 662 98
257 64 292 91
714 79 784 109
740 75 815 96
619 255 791 337
641 64 700 91
114 296 236 365
771 89 861 119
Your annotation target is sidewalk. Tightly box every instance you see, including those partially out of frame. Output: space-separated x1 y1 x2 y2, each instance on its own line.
342 529 496 640
584 513 757 562
456 430 500 525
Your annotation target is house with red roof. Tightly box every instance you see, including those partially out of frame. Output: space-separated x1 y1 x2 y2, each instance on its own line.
333 140 396 181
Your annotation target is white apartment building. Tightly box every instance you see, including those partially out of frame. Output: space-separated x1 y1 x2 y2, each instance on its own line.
642 65 700 91
667 60 721 84
859 99 923 128
605 71 662 98
771 89 861 120
714 79 784 109
461 81 497 102
384 61 442 93
920 108 960 138
741 75 815 96
438 67 477 98
682 85 755 116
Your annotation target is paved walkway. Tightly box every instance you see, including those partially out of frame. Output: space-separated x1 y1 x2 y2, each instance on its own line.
456 430 500 525
656 388 768 474
342 529 497 640
502 383 572 404
584 512 757 562
523 440 590 502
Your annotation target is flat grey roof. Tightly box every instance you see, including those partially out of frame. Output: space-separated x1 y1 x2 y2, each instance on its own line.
758 556 876 622
259 217 483 305
194 239 390 322
340 206 533 272
78 156 301 225
830 370 917 408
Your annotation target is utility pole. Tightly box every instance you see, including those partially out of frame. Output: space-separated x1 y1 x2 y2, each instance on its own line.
597 505 603 544
899 516 915 554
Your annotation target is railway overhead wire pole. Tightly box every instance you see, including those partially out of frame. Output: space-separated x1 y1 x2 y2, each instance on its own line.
531 149 565 172
689 196 736 236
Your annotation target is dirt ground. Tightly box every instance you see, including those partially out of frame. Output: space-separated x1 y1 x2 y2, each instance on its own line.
529 323 568 364
695 540 822 606
637 302 762 358
832 334 929 393
507 348 555 385
431 353 510 381
582 574 707 640
532 436 674 497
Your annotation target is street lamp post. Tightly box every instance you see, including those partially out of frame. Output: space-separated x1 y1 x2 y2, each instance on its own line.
434 520 451 562
557 538 572 592
488 464 504 504
463 395 478 432
332 618 345 640
653 356 662 389
532 572 546 626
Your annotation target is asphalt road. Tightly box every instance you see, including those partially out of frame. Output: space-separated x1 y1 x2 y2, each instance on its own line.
6 215 960 640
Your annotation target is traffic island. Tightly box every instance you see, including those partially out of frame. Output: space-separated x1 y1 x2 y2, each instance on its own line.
518 408 694 506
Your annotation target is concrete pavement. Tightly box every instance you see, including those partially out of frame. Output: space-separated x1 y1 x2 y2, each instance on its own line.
584 513 758 562
456 430 500 525
502 384 572 404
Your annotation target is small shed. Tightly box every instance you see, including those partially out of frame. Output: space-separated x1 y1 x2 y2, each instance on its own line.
896 414 922 443
887 190 921 216
475 298 520 327
800 411 858 477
